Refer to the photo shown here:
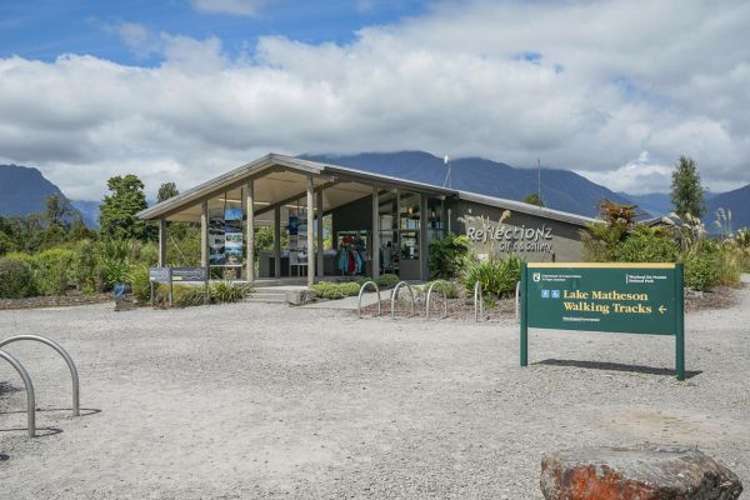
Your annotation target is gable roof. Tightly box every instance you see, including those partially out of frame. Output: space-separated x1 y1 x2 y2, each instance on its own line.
138 152 598 227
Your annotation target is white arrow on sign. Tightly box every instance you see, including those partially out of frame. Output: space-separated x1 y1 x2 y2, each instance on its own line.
658 305 668 314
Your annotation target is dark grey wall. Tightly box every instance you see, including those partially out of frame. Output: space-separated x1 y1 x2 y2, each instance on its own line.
329 194 372 249
448 199 586 262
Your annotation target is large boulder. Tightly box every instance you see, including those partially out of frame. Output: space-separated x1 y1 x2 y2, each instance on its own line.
540 446 742 500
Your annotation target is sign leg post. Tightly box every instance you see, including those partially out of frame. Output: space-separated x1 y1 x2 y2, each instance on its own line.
675 263 685 380
520 262 528 367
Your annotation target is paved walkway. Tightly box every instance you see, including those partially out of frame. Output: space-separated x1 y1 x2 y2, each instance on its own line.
301 290 385 310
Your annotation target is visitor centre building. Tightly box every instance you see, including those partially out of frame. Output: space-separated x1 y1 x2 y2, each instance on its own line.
137 153 596 285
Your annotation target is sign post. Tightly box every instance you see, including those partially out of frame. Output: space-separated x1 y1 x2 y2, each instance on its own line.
520 262 686 380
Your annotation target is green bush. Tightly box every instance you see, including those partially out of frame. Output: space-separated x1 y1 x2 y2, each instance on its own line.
0 257 35 298
126 264 152 303
463 255 522 298
684 244 721 291
96 239 132 290
429 233 471 279
210 281 251 303
425 280 460 299
376 273 400 288
311 281 361 300
31 247 76 295
615 226 678 263
71 239 98 294
173 285 208 307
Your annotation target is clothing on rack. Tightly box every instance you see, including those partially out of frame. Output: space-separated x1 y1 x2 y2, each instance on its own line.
336 234 367 275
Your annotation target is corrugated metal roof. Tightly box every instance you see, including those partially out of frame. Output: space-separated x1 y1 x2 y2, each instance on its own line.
138 152 598 227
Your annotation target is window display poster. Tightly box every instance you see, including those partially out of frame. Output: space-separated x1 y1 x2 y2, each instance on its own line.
209 216 226 265
224 207 243 265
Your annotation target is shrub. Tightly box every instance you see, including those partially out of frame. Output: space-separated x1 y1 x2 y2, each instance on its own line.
581 200 638 261
31 247 76 295
429 233 471 279
311 281 360 300
683 243 721 291
173 285 208 307
71 239 98 294
126 264 152 303
96 239 132 290
425 280 460 299
376 273 400 288
463 255 522 298
615 226 679 263
210 281 251 303
0 257 35 298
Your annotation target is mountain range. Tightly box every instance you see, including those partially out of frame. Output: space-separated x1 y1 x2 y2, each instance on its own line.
1 152 748 230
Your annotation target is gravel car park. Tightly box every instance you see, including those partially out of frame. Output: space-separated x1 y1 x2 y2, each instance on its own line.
1 279 749 499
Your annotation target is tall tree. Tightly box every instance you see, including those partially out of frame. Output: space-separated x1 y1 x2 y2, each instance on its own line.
671 156 705 219
157 182 179 203
99 175 150 240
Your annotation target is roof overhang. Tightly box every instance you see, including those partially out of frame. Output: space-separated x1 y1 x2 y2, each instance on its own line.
138 152 599 228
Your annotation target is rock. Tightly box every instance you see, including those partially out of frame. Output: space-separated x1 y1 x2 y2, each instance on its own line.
286 289 314 306
540 446 743 500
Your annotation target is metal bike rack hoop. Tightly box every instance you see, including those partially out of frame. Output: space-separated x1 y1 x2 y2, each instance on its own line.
0 335 79 417
390 281 416 319
425 281 449 320
0 349 36 437
474 281 484 322
357 280 382 318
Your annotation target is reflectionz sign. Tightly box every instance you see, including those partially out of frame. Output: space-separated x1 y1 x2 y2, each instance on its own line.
466 224 553 253
519 262 686 380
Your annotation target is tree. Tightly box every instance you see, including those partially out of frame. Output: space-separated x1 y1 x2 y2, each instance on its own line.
99 175 150 240
157 182 179 203
671 156 705 219
523 193 544 207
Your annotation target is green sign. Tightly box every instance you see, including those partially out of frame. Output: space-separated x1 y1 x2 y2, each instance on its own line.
520 263 685 380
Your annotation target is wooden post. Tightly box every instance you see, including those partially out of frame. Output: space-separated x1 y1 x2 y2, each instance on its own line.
316 189 324 278
307 176 315 286
274 206 281 278
371 187 380 278
419 193 428 280
246 180 255 283
158 218 167 267
200 201 209 271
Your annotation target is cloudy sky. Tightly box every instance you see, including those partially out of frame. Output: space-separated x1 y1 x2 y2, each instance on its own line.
1 0 748 200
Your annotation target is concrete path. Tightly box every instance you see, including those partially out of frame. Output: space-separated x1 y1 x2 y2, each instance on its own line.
301 290 386 310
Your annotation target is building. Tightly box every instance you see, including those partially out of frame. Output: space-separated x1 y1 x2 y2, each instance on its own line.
137 153 597 284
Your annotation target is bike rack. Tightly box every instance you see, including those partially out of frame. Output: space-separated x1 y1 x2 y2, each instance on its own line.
390 281 416 319
0 335 79 417
0 349 36 437
473 281 484 322
425 281 448 320
357 281 382 318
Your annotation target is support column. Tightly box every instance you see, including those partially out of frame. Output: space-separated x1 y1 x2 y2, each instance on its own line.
419 194 429 280
245 180 255 283
158 218 167 267
200 201 209 271
273 206 281 278
316 189 324 278
306 176 315 286
371 187 380 278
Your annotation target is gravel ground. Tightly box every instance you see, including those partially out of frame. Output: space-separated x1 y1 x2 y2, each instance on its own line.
0 279 749 499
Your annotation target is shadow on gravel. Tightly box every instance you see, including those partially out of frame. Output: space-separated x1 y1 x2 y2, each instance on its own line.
0 427 63 437
536 359 702 379
0 453 8 461
1 408 102 417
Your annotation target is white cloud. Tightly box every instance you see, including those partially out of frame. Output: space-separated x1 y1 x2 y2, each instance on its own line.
191 0 270 16
0 0 749 200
